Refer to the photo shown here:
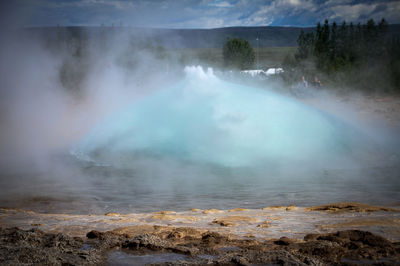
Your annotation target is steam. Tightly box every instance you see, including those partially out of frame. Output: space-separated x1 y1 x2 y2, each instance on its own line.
74 65 380 169
0 30 397 171
0 29 173 171
0 28 399 212
0 33 70 168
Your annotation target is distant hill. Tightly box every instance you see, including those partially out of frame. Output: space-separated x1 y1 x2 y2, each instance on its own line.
151 26 316 48
22 24 400 49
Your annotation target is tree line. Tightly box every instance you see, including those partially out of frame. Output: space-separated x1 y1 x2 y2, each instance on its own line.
291 18 400 92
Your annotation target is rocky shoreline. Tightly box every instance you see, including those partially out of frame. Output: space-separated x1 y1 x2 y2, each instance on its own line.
1 202 400 265
1 226 399 265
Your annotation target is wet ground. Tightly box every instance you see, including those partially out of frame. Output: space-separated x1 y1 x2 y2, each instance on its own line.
1 202 400 265
1 203 400 241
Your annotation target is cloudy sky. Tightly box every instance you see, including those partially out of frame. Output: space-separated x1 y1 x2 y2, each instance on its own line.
2 0 400 28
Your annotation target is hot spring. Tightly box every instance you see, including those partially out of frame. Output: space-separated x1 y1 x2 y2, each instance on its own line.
73 66 376 169
1 66 399 214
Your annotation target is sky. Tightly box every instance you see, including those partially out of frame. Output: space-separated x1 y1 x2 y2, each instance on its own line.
1 0 400 29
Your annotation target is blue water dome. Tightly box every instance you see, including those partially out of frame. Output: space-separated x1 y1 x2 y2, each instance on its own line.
73 66 368 168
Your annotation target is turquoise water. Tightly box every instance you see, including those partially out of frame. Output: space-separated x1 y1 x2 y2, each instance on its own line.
74 66 365 169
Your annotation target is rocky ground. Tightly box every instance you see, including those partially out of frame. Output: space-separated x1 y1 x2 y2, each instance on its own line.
1 226 399 265
1 202 400 265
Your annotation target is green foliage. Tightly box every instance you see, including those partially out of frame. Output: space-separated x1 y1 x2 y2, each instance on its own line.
388 36 400 90
295 30 314 60
293 18 400 91
223 38 255 70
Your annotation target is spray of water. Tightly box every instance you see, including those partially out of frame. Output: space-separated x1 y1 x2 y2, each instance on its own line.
73 66 379 169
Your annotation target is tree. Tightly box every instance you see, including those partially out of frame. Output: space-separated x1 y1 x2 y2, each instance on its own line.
377 18 389 57
223 38 255 70
365 19 378 59
337 21 349 60
314 19 330 70
292 17 398 91
314 22 323 55
329 22 338 59
348 22 356 62
295 30 314 60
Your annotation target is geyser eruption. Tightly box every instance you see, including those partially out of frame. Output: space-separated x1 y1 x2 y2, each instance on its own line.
74 66 372 168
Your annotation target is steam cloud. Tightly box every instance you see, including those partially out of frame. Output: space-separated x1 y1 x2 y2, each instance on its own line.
74 66 377 169
0 28 399 213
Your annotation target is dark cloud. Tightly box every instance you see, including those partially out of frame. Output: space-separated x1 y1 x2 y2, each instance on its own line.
2 0 400 28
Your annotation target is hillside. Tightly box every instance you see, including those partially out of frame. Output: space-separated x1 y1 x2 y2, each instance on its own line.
21 24 400 49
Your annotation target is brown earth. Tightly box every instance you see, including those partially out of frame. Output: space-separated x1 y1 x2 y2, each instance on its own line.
1 202 400 264
1 226 399 265
212 216 260 227
306 202 400 213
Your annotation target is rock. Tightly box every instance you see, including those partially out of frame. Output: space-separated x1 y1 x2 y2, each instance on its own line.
286 205 296 211
274 236 295 245
167 230 185 239
0 227 103 265
228 208 248 212
212 216 259 227
324 230 393 248
151 214 199 221
203 208 223 214
216 249 314 266
2 226 398 266
86 230 102 239
298 230 398 264
256 250 312 266
304 233 319 241
151 214 176 220
30 223 44 226
257 221 271 228
86 230 129 249
154 211 176 215
105 212 120 216
201 231 227 244
166 227 203 240
170 245 199 256
306 202 399 213
231 255 250 265
269 216 282 220
263 205 296 211
213 220 238 227
124 234 170 250
298 239 343 260
262 205 286 210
